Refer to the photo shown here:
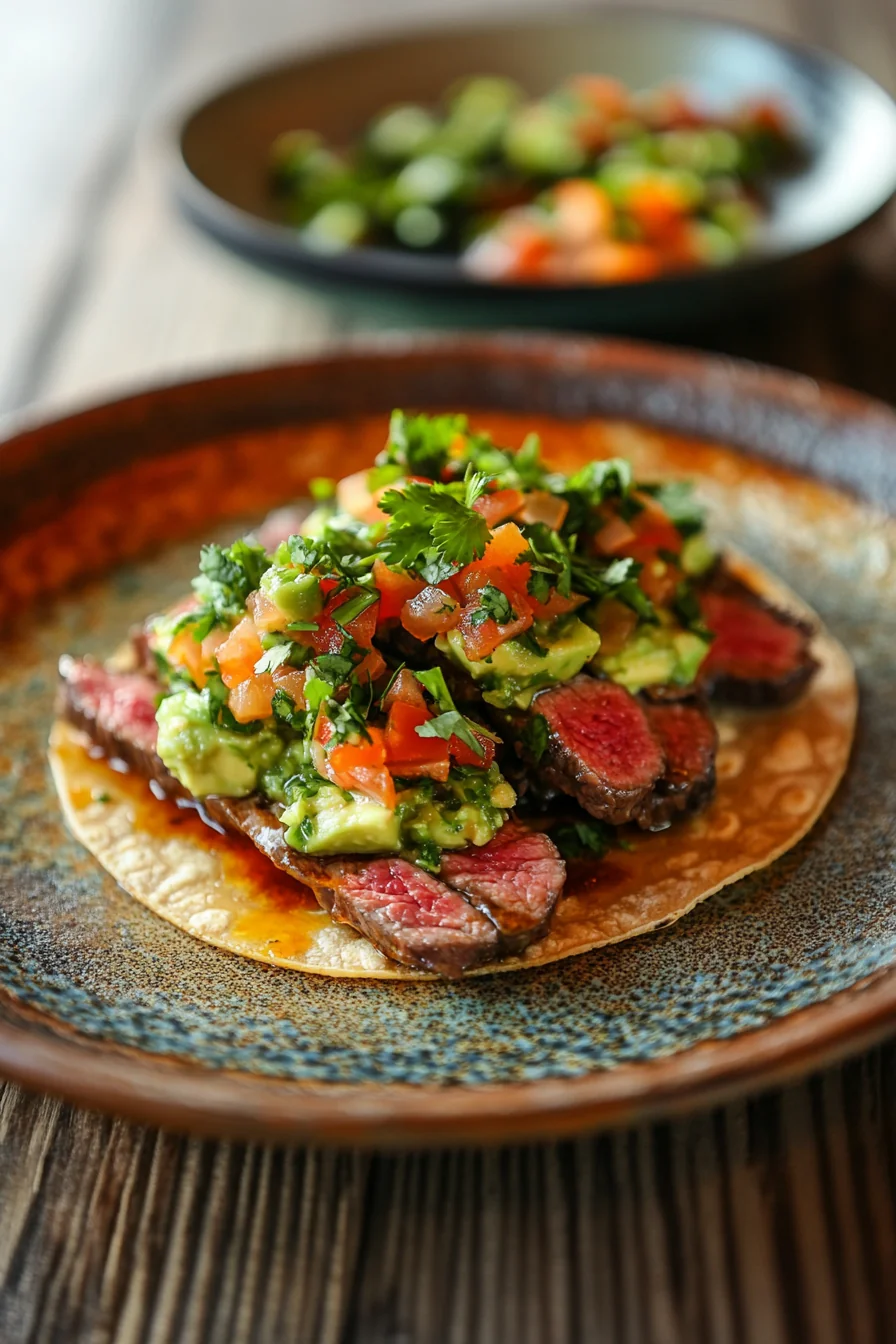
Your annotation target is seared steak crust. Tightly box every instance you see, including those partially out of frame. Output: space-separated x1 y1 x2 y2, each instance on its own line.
698 567 817 706
636 699 718 830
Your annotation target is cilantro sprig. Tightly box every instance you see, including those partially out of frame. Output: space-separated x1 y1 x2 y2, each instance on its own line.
175 539 270 642
378 468 491 583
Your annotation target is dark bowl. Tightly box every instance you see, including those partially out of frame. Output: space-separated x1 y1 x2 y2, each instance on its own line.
173 9 896 332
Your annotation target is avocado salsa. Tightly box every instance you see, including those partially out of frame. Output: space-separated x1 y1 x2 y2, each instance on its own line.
149 410 715 864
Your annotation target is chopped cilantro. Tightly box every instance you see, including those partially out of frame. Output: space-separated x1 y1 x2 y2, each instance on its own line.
642 480 706 538
412 667 454 712
416 710 484 758
469 583 516 628
378 468 490 583
254 643 295 676
313 652 356 686
520 714 549 763
377 409 468 481
174 538 270 641
415 839 442 874
271 688 307 729
514 630 548 658
673 581 712 639
551 817 615 860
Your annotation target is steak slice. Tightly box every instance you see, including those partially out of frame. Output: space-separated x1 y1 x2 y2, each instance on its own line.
439 821 565 953
636 699 718 830
56 658 505 977
526 675 665 825
698 568 817 706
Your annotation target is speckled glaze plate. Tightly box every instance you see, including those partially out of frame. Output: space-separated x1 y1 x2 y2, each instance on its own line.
1 336 895 1146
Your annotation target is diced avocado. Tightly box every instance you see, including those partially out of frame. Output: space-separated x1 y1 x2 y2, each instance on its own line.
680 532 716 577
156 691 283 798
437 615 601 710
260 566 323 620
595 624 710 693
282 786 401 855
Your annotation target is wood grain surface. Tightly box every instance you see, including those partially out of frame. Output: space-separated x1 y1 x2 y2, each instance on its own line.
1 0 895 1340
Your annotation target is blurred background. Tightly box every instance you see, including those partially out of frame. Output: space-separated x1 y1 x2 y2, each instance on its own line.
1 0 894 419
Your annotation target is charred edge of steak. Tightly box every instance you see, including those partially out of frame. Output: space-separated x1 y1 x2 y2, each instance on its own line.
439 821 566 954
518 675 666 826
55 659 517 977
635 699 718 831
698 566 819 707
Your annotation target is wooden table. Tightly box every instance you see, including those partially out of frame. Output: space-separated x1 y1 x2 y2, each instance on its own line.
2 1 896 1339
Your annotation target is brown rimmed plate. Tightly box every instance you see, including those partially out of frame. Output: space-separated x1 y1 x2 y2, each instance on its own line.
0 333 894 1147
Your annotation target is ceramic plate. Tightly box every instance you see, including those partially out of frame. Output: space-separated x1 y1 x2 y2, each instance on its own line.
1 335 895 1146
173 11 896 331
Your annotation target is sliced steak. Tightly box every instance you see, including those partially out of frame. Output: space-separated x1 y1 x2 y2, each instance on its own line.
698 569 817 706
524 675 665 825
56 658 509 976
439 821 565 953
636 699 718 830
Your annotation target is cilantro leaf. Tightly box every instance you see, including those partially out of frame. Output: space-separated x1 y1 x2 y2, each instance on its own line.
520 714 549 763
551 818 615 860
567 457 634 506
469 583 516 628
642 480 706 538
378 409 469 481
378 472 490 583
412 667 454 713
415 839 443 874
313 653 355 686
254 643 294 675
415 710 484 758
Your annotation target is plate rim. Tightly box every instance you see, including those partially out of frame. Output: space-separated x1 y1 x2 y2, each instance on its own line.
169 5 896 297
2 332 895 1145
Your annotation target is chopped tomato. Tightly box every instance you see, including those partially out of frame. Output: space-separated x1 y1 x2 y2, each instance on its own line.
632 550 680 607
458 585 534 662
328 729 395 808
384 702 450 782
301 587 378 657
578 240 662 284
594 514 638 554
400 586 461 640
373 558 425 622
516 490 569 531
354 648 387 684
448 729 496 769
167 626 227 689
229 673 275 723
217 617 264 689
593 597 638 656
383 667 427 713
336 470 389 524
551 180 614 249
528 589 587 620
626 177 691 240
480 522 529 572
246 590 284 633
568 74 631 120
473 488 525 528
271 666 308 706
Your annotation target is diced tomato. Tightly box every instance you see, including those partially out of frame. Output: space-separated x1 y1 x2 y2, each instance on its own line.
528 589 587 620
328 728 396 808
400 586 461 640
229 673 276 723
626 177 691 240
480 522 529 571
632 550 680 607
217 617 264 689
594 514 638 554
578 240 662 284
449 729 496 769
593 597 639 656
551 180 615 249
516 490 569 531
567 73 631 120
167 626 227 689
384 702 451 782
473 488 525 528
354 648 387 684
247 590 284 633
271 666 308 706
336 470 389 524
458 596 533 662
373 558 425 623
383 668 427 713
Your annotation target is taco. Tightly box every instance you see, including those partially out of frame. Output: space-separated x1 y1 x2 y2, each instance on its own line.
50 412 856 979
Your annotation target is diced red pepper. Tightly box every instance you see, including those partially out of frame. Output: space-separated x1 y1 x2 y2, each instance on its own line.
384 702 450 781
